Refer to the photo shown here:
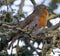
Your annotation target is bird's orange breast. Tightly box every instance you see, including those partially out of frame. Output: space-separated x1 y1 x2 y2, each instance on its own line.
38 8 48 28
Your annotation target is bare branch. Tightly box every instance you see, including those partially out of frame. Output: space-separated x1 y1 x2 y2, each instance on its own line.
30 0 36 8
49 22 60 30
18 0 25 15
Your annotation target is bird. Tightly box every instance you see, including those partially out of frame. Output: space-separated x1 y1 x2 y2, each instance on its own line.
8 4 48 49
20 4 48 34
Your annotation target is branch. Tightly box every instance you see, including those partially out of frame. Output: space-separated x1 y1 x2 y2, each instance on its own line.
49 22 60 30
8 33 21 49
24 38 39 55
18 0 25 15
8 28 31 49
30 0 36 8
48 13 60 20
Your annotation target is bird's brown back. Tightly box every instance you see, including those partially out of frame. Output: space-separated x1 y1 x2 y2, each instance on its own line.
20 4 48 29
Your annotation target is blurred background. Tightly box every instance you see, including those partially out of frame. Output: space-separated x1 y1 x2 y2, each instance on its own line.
0 0 60 56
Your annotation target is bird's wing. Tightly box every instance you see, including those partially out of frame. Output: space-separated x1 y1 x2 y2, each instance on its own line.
20 13 35 28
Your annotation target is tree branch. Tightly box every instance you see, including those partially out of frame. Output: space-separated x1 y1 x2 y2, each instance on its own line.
18 0 25 15
30 0 36 8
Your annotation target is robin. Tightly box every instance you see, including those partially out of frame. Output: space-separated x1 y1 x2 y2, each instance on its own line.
8 4 49 49
20 4 48 34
